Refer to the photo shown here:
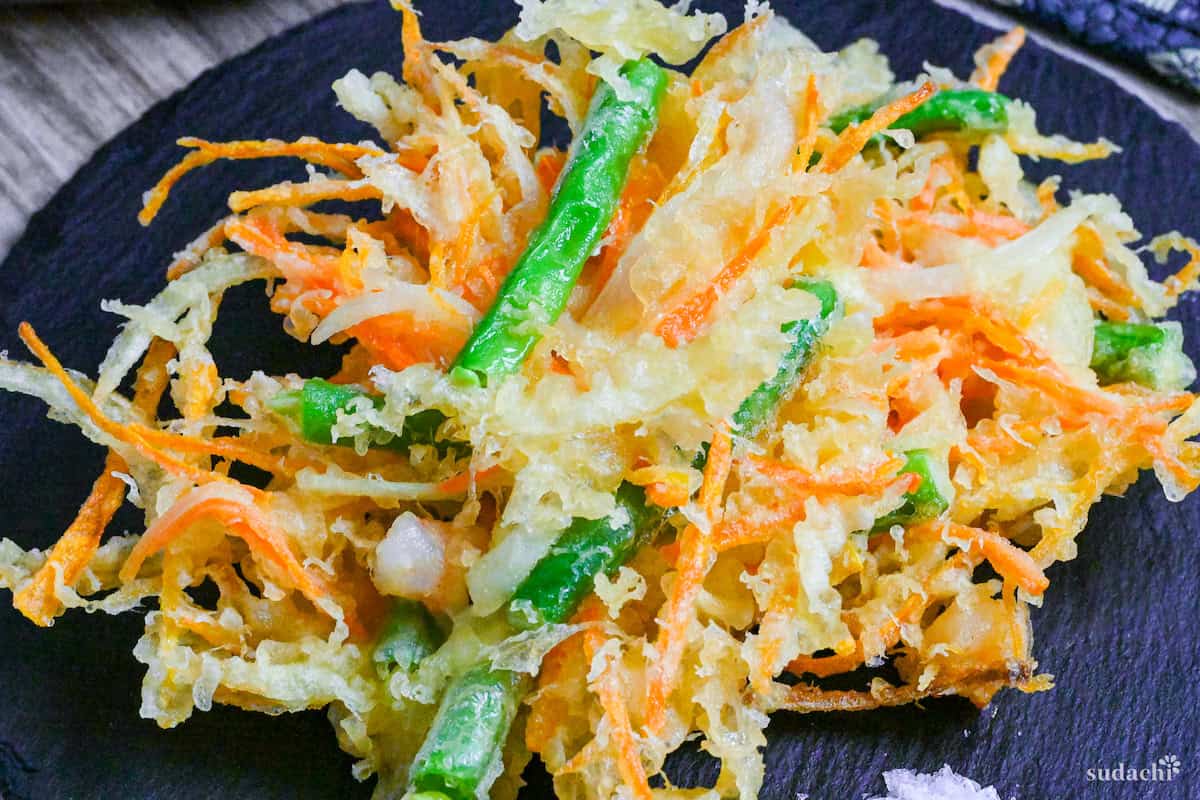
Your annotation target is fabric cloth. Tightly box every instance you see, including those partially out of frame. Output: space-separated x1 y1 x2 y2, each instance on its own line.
988 0 1200 92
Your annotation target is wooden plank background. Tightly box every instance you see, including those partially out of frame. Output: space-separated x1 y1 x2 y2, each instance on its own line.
0 0 342 255
0 0 1196 259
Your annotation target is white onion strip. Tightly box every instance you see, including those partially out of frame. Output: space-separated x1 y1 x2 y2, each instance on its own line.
309 284 480 345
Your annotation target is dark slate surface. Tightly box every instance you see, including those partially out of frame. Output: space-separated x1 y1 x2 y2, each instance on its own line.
0 1 1197 798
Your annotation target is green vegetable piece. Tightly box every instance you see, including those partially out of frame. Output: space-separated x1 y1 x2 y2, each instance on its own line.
409 665 527 800
269 378 466 456
872 449 949 532
731 279 839 439
1091 321 1196 390
828 88 1011 143
269 378 366 445
372 598 444 678
450 59 669 386
507 482 663 631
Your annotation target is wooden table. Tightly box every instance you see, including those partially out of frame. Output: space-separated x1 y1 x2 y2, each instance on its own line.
0 0 1197 259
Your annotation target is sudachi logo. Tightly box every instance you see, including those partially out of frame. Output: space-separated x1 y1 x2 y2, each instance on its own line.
1087 755 1182 783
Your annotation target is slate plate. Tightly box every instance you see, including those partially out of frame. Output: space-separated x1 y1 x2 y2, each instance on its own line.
1 1 1197 798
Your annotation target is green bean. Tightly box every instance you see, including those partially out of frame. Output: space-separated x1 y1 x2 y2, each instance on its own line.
269 378 466 456
1091 321 1195 390
372 598 444 678
408 665 528 800
829 88 1012 139
731 279 839 440
450 59 668 386
872 449 949 532
507 482 663 631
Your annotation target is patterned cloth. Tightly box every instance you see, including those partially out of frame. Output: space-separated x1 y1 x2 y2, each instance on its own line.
988 0 1200 93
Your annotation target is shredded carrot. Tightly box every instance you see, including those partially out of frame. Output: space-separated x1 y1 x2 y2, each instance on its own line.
525 636 577 753
861 237 910 270
535 149 567 195
874 198 902 253
744 454 906 494
1001 580 1025 659
1164 237 1200 298
792 74 821 173
644 481 690 509
11 334 179 627
578 598 653 800
119 487 359 637
582 159 666 312
875 296 1037 359
435 465 502 496
139 138 385 225
967 210 1030 241
710 462 915 553
655 199 800 348
919 521 1049 596
819 82 936 174
787 551 984 680
226 215 349 293
630 463 692 509
1072 225 1138 306
396 0 441 107
19 324 233 487
166 215 235 280
750 538 801 693
788 594 924 678
228 181 383 214
693 14 770 79
971 27 1027 92
1035 177 1059 217
1087 289 1132 321
645 424 732 733
12 452 130 626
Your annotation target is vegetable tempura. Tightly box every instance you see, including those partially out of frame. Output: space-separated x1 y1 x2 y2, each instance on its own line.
3 2 1200 799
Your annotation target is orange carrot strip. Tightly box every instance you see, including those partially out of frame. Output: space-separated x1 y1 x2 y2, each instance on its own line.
971 27 1027 92
582 160 666 312
139 138 385 225
228 181 383 213
435 465 502 496
1087 290 1132 322
644 481 690 509
1036 178 1060 218
12 337 176 626
744 454 906 495
920 521 1048 596
18 324 228 487
1164 238 1200 299
579 598 653 800
792 74 821 173
968 210 1030 241
645 424 732 733
788 594 924 678
1072 226 1138 305
711 462 915 553
225 215 348 292
654 200 800 348
819 82 936 174
166 215 236 280
119 488 359 637
26 323 303 478
12 452 130 626
535 149 568 196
